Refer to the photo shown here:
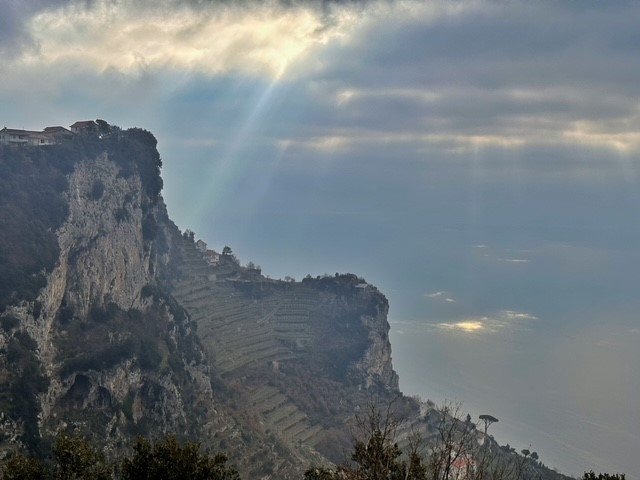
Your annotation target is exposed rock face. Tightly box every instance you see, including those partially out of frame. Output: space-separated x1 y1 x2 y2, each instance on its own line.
0 128 407 477
25 155 149 367
0 127 573 480
354 300 399 392
57 154 151 317
0 130 232 459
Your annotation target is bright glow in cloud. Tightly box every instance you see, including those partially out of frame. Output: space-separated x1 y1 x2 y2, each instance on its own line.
8 0 484 81
279 132 529 154
563 124 640 154
4 0 639 156
438 320 485 333
436 310 537 335
21 0 361 79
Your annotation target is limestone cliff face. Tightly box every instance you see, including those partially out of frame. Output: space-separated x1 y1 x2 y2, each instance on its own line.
0 127 405 477
353 296 399 391
0 130 234 458
27 155 150 363
30 153 153 436
55 154 152 319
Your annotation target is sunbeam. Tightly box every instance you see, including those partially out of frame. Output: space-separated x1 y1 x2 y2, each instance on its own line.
186 79 280 228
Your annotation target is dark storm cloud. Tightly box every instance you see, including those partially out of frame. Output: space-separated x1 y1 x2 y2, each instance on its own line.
0 1 40 54
246 0 640 154
0 0 83 55
3 0 640 156
334 1 640 91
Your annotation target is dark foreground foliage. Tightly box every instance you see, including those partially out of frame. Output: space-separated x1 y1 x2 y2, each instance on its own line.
304 402 626 480
583 472 626 480
121 436 239 480
1 434 239 480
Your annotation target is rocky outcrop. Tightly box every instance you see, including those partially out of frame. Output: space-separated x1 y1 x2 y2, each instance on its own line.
0 126 571 480
0 129 235 459
22 155 149 367
353 299 399 392
0 129 404 477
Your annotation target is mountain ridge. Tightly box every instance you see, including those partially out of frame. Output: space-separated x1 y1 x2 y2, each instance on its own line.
0 123 572 479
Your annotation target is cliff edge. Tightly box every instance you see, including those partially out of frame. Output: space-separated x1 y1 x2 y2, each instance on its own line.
0 123 407 478
0 123 571 480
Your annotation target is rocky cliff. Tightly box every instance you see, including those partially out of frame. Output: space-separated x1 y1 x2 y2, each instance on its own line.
0 124 411 478
0 127 233 463
0 124 570 480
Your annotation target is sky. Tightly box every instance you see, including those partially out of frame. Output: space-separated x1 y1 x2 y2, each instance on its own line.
2 0 640 477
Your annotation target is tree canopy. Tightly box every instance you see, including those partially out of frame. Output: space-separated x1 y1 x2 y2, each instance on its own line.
1 434 239 480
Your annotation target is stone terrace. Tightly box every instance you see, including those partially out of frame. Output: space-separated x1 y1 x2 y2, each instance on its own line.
170 238 327 454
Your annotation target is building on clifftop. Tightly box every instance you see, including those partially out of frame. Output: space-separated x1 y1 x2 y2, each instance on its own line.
70 120 98 134
0 127 55 146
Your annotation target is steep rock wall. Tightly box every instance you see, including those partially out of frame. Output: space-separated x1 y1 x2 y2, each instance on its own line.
0 129 413 478
0 133 234 458
353 299 399 391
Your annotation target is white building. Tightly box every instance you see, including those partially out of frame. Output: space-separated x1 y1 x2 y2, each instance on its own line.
0 128 55 146
195 239 208 253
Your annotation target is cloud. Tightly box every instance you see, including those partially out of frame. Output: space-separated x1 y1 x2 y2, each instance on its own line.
7 0 369 79
502 310 537 321
293 1 640 154
438 320 485 333
3 0 487 83
3 0 640 184
0 1 72 56
424 291 456 303
499 258 530 264
425 291 445 298
435 310 537 335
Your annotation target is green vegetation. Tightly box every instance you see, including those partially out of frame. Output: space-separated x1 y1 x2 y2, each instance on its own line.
0 434 238 480
583 472 626 480
304 402 583 480
0 145 69 310
0 315 20 333
0 424 625 480
121 435 239 480
1 330 49 452
52 433 111 480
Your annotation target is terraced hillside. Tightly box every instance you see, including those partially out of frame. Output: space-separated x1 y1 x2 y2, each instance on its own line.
169 236 420 468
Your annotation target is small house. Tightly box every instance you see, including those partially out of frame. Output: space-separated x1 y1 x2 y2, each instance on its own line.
195 239 208 253
70 120 98 134
203 250 220 266
43 126 73 140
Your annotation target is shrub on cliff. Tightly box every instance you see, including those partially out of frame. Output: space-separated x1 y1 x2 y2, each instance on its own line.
583 472 626 480
1 433 110 480
0 146 69 310
1 434 240 480
121 435 239 480
304 402 578 480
